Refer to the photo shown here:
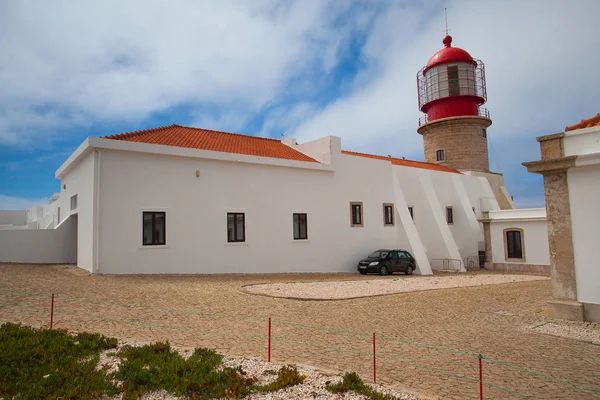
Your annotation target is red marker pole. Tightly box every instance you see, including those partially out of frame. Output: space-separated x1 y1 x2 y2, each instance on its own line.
478 354 483 400
373 332 377 383
268 317 272 362
50 293 55 329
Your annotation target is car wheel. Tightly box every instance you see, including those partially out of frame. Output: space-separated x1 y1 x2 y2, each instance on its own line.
405 265 414 275
359 271 367 275
379 265 388 276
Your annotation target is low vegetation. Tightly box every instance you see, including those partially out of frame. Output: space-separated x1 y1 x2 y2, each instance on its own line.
114 342 255 400
326 371 401 400
0 322 119 399
0 323 307 399
252 365 305 392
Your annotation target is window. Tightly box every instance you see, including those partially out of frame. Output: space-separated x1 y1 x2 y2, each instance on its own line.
57 207 60 224
472 207 476 214
389 251 399 260
447 65 460 96
446 207 454 224
227 213 245 243
293 213 308 240
398 251 410 259
505 229 524 260
70 194 78 211
350 202 363 227
482 128 487 138
383 204 394 226
436 149 445 161
408 206 414 220
143 212 166 246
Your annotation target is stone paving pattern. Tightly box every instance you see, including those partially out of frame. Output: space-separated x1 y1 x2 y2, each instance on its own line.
0 264 599 400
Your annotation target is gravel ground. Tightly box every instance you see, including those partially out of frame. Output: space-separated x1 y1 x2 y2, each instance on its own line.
242 274 549 300
530 322 600 345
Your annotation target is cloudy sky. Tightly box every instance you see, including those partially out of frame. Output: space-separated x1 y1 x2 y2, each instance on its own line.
1 0 599 210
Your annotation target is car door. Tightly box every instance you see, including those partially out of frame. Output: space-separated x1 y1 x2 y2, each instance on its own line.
398 251 410 271
387 251 399 272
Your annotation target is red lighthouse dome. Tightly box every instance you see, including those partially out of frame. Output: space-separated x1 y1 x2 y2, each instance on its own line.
417 35 488 125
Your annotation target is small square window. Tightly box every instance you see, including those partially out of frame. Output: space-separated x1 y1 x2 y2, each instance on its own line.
227 213 245 243
446 207 454 224
482 128 487 138
143 212 166 246
293 213 308 240
383 204 394 226
70 194 78 211
350 202 363 227
408 206 414 220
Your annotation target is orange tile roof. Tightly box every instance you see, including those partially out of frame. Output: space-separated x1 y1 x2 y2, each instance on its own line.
103 124 317 163
341 150 461 174
565 113 600 132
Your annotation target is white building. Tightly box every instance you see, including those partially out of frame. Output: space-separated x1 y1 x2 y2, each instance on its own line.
0 125 508 275
524 113 600 322
0 35 518 275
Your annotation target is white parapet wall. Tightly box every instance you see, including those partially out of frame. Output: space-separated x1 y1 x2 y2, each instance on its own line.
0 214 77 264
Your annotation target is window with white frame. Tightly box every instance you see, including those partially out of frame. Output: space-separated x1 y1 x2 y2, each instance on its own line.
227 213 245 243
143 212 166 246
293 213 308 240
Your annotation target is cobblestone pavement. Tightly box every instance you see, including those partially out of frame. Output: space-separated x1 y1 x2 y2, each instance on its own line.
1 264 599 400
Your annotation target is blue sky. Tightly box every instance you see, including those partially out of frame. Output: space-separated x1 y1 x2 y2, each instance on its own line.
1 0 599 209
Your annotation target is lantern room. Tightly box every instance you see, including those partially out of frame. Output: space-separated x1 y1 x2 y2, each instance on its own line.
417 35 488 125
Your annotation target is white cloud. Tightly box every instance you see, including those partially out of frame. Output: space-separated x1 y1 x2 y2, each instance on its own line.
0 0 369 147
291 0 600 157
0 195 47 210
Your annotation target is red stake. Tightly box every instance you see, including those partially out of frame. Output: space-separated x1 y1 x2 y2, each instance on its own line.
50 293 55 329
268 317 272 362
478 354 483 400
373 332 377 383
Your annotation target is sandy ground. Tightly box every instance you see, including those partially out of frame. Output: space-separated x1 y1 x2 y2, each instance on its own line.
242 274 550 300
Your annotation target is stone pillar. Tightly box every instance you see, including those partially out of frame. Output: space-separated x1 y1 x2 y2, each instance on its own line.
479 212 493 270
523 133 583 321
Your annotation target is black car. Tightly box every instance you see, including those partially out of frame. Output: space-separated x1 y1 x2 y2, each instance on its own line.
357 249 415 275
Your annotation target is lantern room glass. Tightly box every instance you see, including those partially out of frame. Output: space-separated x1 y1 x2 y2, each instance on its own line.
424 62 477 104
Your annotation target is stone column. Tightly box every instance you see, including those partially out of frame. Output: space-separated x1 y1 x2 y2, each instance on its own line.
523 133 583 321
479 212 493 270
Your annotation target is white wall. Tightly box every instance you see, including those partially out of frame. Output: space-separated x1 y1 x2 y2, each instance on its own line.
0 210 27 226
0 214 77 263
568 165 600 305
95 148 408 274
489 209 550 266
54 150 96 272
86 141 492 275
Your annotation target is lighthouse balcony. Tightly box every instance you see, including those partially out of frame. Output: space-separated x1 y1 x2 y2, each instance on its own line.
419 107 490 127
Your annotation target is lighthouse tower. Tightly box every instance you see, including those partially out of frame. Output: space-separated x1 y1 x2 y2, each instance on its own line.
417 35 491 172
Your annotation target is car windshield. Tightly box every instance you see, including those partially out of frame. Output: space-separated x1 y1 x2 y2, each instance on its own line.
367 251 388 259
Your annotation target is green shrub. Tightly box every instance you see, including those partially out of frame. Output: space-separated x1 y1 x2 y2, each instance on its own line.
252 365 305 392
0 323 118 399
326 371 400 400
114 342 256 400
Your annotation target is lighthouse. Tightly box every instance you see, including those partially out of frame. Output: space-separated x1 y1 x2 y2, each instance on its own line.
417 35 491 173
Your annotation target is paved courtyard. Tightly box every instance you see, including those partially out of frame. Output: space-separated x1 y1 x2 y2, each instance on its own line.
1 264 599 399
